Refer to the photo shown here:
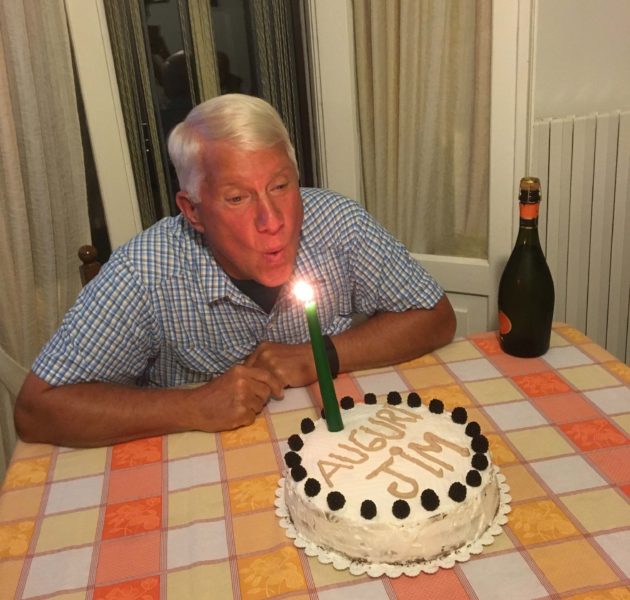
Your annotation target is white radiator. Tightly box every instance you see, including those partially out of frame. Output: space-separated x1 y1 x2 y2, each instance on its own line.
532 110 630 364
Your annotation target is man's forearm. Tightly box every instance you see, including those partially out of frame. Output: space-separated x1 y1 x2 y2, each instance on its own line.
332 295 456 374
15 365 283 448
15 373 199 447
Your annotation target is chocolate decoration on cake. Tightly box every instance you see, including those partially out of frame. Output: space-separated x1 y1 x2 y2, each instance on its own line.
407 392 422 407
387 391 402 405
472 453 489 470
340 396 355 410
284 451 301 468
304 478 321 497
429 398 444 414
301 418 315 434
421 488 440 511
360 499 377 520
466 470 482 487
392 499 411 519
327 491 346 511
288 434 304 451
471 435 489 454
364 392 377 404
451 407 468 424
465 421 481 437
448 482 467 502
291 465 307 482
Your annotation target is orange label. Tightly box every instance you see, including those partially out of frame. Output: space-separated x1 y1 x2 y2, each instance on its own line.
498 311 512 335
519 203 539 220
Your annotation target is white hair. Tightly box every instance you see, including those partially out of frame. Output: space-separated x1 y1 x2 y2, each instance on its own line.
167 94 298 201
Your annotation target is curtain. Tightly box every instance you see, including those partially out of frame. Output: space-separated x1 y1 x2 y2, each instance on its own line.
186 0 221 103
249 0 309 179
352 0 491 258
103 0 176 227
0 0 90 481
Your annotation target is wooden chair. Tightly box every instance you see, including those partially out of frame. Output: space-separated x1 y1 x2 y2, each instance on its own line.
0 245 101 398
78 244 101 285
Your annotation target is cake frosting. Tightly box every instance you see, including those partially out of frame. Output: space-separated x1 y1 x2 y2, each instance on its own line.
277 392 509 573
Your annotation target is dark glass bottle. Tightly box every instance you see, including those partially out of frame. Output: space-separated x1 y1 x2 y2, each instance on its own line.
498 177 555 357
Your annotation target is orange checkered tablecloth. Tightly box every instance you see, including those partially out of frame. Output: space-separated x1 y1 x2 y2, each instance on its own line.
1 324 629 599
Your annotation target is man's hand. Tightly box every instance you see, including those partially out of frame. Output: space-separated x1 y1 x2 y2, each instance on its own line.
191 364 285 431
245 342 317 388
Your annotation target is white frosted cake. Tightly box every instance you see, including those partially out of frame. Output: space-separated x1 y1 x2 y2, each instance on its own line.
276 392 509 576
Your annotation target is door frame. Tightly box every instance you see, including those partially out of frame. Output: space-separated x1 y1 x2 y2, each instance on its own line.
65 0 142 249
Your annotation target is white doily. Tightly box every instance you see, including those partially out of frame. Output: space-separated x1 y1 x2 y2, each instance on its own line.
275 471 511 578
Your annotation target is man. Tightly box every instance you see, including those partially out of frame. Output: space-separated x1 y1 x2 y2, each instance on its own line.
15 94 456 447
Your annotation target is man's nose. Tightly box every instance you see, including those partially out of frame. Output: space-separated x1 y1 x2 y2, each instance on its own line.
255 194 283 233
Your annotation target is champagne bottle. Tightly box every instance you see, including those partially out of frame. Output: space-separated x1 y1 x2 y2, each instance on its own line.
498 177 555 357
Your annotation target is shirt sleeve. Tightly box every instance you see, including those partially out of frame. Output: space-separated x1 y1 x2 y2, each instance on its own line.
344 201 444 314
32 252 158 386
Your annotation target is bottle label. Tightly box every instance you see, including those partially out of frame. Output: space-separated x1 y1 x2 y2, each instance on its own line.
498 310 512 335
519 203 539 220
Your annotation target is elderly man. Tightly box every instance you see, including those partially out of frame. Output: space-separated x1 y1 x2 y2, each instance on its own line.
15 94 456 447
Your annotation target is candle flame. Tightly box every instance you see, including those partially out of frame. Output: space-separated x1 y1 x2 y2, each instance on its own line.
293 280 314 303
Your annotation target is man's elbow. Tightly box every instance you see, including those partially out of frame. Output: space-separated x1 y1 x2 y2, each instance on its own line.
14 395 39 444
14 373 52 444
433 295 457 348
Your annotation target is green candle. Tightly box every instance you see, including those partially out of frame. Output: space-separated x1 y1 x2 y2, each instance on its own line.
294 281 343 432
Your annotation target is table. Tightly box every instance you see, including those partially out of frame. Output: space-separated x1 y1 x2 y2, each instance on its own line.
1 324 629 599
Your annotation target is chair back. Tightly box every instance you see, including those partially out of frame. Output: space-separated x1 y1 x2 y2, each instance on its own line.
0 246 102 398
78 245 101 285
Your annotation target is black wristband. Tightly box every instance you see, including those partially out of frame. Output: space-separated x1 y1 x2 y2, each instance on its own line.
323 335 339 379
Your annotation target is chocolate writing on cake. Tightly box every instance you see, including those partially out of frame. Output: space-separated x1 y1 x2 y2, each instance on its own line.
317 406 470 496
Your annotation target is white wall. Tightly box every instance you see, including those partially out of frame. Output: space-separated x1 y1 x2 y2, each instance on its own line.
534 0 630 119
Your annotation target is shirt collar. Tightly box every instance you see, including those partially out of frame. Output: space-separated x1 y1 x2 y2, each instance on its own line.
178 216 252 308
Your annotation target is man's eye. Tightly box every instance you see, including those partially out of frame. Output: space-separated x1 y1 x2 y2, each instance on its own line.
271 182 288 193
225 195 247 205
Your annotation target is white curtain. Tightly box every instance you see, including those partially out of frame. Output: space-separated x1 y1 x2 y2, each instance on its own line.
352 0 491 258
0 0 90 481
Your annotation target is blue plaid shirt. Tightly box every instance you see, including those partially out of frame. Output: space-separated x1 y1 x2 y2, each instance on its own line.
33 188 443 387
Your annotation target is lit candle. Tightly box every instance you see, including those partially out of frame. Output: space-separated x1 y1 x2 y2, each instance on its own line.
294 280 344 432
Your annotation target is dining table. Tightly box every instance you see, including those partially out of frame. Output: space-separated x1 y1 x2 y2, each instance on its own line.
0 323 629 599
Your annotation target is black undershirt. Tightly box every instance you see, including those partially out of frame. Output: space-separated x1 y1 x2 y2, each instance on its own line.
230 277 283 314
231 276 340 377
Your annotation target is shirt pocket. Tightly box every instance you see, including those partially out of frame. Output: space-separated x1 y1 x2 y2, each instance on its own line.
313 251 355 330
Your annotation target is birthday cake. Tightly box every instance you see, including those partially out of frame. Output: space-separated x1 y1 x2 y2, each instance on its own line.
275 392 510 577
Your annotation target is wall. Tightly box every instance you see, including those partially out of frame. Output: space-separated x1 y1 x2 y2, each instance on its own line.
534 0 630 119
533 0 630 363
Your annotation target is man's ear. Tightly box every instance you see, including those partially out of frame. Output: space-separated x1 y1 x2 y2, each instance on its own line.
176 192 205 234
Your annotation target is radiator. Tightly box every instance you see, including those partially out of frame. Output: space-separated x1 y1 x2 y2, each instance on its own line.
532 110 630 364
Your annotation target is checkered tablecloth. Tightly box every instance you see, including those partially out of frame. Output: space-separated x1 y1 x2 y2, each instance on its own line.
1 324 629 599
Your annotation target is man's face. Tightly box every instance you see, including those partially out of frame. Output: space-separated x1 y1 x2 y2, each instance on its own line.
178 140 303 287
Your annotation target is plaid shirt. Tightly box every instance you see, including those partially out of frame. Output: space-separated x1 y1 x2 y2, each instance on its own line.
33 188 443 387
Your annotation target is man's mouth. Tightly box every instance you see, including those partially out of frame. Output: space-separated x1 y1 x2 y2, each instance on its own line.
263 246 285 262
267 248 282 255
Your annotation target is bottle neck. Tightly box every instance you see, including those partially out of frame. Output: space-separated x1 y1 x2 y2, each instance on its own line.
518 184 541 229
516 201 541 244
519 201 539 221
